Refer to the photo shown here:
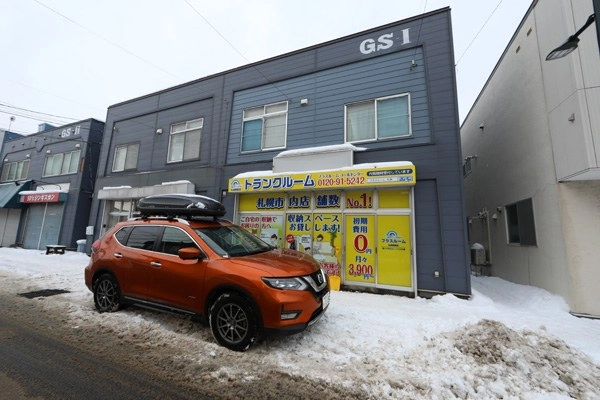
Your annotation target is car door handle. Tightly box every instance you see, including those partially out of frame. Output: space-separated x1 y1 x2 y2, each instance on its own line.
113 253 123 258
150 262 162 268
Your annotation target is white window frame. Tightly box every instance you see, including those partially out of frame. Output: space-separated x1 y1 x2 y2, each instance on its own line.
1 159 30 182
112 143 140 172
42 150 80 177
241 101 288 153
167 118 203 163
345 93 412 143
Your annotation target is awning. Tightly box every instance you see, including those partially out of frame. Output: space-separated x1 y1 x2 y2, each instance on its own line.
0 180 31 208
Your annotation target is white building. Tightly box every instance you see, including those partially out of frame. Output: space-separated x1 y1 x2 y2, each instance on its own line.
461 0 600 317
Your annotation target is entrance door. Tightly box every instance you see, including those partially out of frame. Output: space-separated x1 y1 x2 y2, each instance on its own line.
377 215 412 287
0 208 21 247
22 203 64 249
344 214 413 289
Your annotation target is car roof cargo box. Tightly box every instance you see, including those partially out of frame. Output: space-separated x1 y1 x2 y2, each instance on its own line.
137 194 226 217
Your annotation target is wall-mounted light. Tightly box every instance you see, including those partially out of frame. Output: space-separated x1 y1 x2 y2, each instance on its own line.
46 149 52 154
479 123 485 130
568 113 575 122
26 154 31 158
300 99 309 106
410 59 418 69
156 128 163 135
464 155 478 161
3 158 8 162
75 143 81 148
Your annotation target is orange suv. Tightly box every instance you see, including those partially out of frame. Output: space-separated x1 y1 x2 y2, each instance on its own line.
84 194 330 351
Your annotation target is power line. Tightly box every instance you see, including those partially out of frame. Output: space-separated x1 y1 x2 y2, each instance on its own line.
184 0 292 102
184 0 251 65
0 102 78 121
0 110 69 128
32 0 181 80
455 0 504 66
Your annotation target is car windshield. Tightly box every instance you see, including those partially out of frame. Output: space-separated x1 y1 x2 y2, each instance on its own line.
194 225 273 257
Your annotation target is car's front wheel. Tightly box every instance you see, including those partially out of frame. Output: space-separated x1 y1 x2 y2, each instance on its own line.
209 293 259 351
93 273 122 312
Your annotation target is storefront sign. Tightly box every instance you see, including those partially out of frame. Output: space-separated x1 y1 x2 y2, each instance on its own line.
229 165 415 193
315 192 341 208
313 213 342 276
288 194 311 209
22 192 60 203
345 215 376 283
285 213 312 251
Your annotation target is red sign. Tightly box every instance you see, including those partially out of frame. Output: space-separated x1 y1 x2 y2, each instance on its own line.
22 192 60 203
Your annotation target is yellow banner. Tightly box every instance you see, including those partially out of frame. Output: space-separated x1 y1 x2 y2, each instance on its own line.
344 215 376 283
229 164 415 193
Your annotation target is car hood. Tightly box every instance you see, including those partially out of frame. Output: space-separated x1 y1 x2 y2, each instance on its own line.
228 248 321 276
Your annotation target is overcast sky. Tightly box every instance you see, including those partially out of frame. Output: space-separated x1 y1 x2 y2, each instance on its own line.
1 0 532 135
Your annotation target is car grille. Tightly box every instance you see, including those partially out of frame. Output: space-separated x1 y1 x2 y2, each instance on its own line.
303 269 328 293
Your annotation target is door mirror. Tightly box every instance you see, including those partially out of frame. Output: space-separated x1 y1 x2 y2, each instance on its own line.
178 247 204 260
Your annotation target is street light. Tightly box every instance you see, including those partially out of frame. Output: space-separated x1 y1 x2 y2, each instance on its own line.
546 13 596 60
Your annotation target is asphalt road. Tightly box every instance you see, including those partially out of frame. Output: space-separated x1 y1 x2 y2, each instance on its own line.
0 292 209 400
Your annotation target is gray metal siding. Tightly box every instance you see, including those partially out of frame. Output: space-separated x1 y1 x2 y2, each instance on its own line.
227 49 430 164
91 8 470 296
0 119 104 249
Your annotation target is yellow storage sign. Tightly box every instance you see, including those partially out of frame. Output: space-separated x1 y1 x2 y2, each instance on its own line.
229 164 415 193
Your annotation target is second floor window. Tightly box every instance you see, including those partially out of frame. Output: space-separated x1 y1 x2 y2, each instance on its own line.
168 118 203 163
241 101 288 152
1 159 30 182
43 150 80 177
345 93 411 143
113 143 139 172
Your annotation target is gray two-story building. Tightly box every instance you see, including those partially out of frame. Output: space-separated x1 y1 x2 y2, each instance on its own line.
88 8 470 298
0 120 104 249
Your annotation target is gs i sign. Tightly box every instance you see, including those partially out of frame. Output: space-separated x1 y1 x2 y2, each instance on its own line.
359 29 410 55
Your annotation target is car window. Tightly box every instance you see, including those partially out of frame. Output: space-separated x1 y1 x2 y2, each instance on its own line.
114 226 132 244
125 226 162 250
158 227 198 255
194 225 271 257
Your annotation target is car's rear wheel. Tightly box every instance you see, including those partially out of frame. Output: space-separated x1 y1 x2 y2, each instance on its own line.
93 273 122 312
209 293 258 352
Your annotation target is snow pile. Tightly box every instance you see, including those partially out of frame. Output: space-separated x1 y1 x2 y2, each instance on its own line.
1 248 599 399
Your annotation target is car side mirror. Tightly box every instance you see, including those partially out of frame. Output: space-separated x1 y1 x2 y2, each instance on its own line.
178 247 204 260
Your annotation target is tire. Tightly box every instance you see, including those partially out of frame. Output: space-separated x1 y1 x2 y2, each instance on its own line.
209 293 259 352
93 273 123 313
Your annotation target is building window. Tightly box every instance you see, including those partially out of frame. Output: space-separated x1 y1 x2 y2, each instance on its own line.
505 198 537 246
463 158 473 177
1 159 29 182
168 118 203 163
42 150 80 177
345 93 411 143
241 101 288 152
106 199 136 231
113 143 139 172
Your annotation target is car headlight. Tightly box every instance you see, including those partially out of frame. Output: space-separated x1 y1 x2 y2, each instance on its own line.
262 277 308 290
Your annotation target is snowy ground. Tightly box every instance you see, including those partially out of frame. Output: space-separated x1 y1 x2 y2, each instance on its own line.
1 247 599 399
